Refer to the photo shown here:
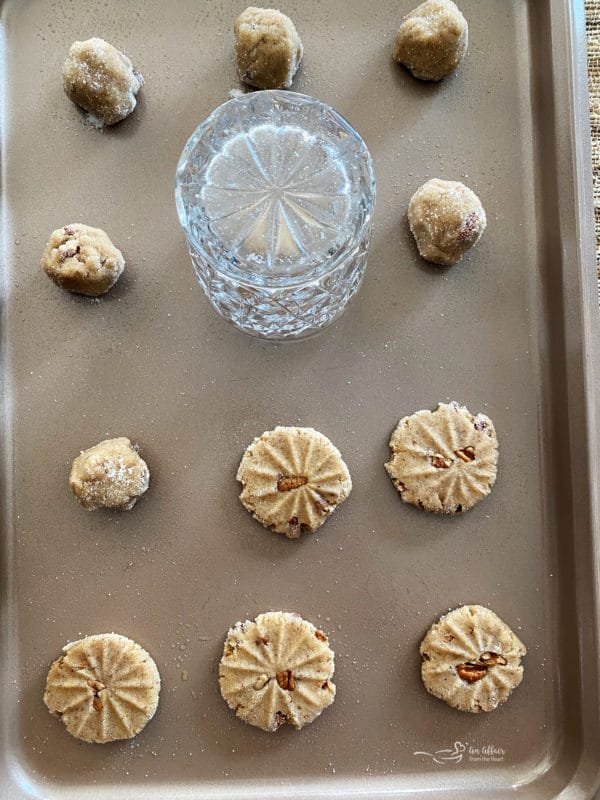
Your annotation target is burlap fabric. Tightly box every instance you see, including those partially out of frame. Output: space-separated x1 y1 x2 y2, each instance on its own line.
586 0 600 294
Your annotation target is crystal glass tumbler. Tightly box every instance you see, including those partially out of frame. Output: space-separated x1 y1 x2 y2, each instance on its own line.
175 91 376 340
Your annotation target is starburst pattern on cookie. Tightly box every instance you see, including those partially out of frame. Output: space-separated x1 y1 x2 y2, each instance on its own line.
385 402 498 514
237 427 352 536
219 611 336 731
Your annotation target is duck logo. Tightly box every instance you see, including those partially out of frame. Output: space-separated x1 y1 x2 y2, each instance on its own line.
413 741 466 765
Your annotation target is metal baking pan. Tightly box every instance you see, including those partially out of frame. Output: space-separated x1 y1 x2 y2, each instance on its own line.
1 0 599 797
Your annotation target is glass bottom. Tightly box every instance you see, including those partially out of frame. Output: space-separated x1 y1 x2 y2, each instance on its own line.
188 239 369 340
200 122 354 277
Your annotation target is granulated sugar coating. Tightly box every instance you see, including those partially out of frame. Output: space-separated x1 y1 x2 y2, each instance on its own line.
69 437 150 511
44 633 161 742
236 426 352 537
420 605 526 712
385 401 498 514
63 37 143 125
392 0 468 81
41 223 124 296
234 7 303 89
219 611 336 731
408 179 486 266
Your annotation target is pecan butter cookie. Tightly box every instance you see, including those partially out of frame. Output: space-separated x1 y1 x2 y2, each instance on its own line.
44 633 161 742
234 7 303 89
237 426 352 537
70 437 149 511
63 38 143 125
408 179 486 266
219 611 335 731
41 223 124 296
420 605 526 712
393 0 468 81
385 401 498 514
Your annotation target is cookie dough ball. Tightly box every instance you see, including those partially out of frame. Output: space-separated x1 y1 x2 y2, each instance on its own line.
219 611 336 731
41 223 124 296
44 633 161 742
420 605 526 712
408 179 486 266
392 0 468 81
63 37 143 125
234 7 303 89
70 437 149 511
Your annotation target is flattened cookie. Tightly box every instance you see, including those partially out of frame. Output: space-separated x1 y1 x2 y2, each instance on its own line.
420 605 526 712
219 611 336 731
44 633 161 742
237 426 352 537
385 401 498 514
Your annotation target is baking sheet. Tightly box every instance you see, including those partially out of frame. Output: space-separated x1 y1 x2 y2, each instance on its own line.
1 0 599 798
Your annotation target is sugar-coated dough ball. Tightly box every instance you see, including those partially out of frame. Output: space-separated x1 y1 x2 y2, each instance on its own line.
408 179 486 266
63 37 143 125
234 7 303 89
393 0 468 81
41 223 124 296
70 438 150 511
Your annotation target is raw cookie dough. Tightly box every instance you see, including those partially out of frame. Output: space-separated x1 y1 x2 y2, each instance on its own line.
41 223 125 296
70 437 150 511
385 401 498 514
237 426 352 538
420 605 526 712
234 7 303 89
44 633 161 742
392 0 468 81
408 178 486 266
63 37 143 125
219 611 336 731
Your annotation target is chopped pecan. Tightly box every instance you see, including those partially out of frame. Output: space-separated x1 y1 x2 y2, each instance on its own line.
276 670 295 690
315 630 327 642
456 662 488 683
456 650 508 683
277 475 308 492
59 246 80 262
273 711 287 729
88 677 105 712
479 651 507 666
315 495 330 513
431 455 451 469
454 446 475 462
253 674 269 690
457 211 480 241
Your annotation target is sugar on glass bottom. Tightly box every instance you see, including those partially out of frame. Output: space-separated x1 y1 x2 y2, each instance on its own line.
175 91 375 340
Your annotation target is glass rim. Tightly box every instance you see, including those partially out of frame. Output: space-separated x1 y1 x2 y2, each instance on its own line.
175 90 376 289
